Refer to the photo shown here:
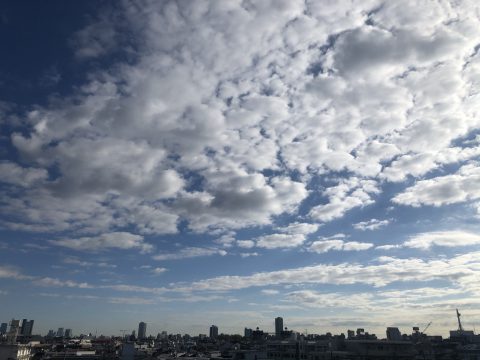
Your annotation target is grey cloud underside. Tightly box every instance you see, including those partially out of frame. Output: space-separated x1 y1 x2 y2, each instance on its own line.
1 0 480 247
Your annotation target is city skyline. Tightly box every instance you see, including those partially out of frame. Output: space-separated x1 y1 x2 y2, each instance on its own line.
1 0 480 337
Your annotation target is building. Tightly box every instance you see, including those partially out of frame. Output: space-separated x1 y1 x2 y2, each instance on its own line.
56 328 64 337
20 320 34 336
210 325 218 339
244 328 253 338
275 318 283 338
0 323 7 335
386 327 402 341
65 329 72 338
138 322 147 339
7 320 21 344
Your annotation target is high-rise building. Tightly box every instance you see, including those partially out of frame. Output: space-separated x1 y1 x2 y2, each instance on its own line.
20 320 34 336
138 322 147 339
47 330 55 337
209 325 218 338
57 328 64 337
65 329 72 338
275 317 283 337
244 328 253 338
7 319 20 344
0 323 7 334
21 319 27 335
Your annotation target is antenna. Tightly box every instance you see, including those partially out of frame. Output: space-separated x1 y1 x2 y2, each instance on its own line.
456 309 464 332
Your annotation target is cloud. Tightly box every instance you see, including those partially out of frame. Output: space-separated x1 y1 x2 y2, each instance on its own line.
1 0 479 241
152 267 168 275
50 232 153 253
179 251 480 292
0 266 31 280
392 163 480 207
63 256 116 268
239 252 259 258
279 222 320 235
261 289 279 295
309 179 380 222
353 218 391 231
237 240 255 249
36 277 93 289
256 233 307 249
375 244 402 251
0 162 47 187
252 222 320 249
153 247 227 261
308 236 373 254
403 231 480 249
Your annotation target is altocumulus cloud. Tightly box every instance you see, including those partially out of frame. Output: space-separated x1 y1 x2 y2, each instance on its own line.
1 0 479 239
1 0 480 334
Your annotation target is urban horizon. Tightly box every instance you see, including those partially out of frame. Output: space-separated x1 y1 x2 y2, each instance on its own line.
0 310 475 339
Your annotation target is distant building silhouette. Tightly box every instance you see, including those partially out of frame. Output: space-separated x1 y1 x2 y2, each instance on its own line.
209 325 218 338
138 322 147 339
275 317 283 338
386 327 402 341
20 320 34 336
56 328 64 337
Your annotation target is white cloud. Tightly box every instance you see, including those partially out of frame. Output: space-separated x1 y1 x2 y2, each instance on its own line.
403 231 480 249
0 162 47 187
36 277 92 289
239 252 259 258
256 233 307 249
309 179 380 222
353 218 390 231
50 232 152 253
181 251 480 292
237 240 255 249
0 266 31 280
308 238 373 253
63 256 116 268
153 247 227 261
393 163 480 207
375 244 402 251
308 239 344 253
278 222 320 235
261 289 280 295
0 0 479 266
152 267 168 275
342 241 374 251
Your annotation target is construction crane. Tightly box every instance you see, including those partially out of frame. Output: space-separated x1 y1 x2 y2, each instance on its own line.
457 308 464 332
422 322 432 333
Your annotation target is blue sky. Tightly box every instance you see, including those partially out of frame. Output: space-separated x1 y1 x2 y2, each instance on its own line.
1 0 480 338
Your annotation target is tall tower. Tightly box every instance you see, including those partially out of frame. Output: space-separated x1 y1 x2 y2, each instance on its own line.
275 317 283 338
209 325 218 339
138 322 147 339
7 319 20 344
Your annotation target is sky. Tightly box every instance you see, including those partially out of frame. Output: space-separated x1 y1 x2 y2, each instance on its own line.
1 0 480 338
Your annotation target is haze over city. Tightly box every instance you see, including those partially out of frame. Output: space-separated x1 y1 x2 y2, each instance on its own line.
1 0 480 338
